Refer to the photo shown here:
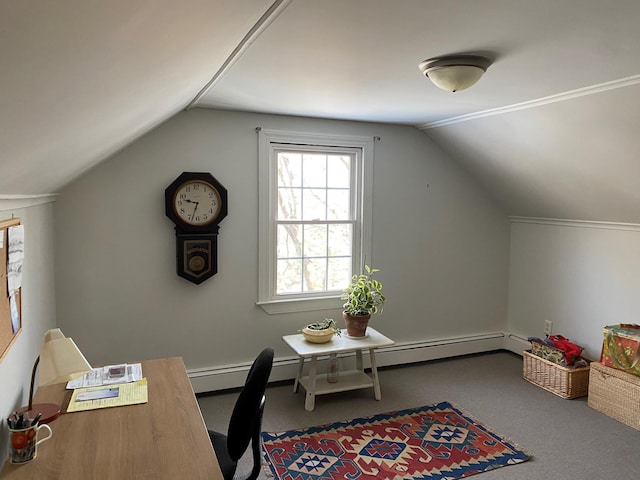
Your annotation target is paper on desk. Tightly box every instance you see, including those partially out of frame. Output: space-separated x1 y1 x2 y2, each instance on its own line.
66 363 143 389
66 378 148 412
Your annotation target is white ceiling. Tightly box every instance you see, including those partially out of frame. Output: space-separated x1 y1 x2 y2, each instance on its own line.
3 0 640 222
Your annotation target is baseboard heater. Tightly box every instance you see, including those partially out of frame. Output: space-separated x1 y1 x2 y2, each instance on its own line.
189 331 530 394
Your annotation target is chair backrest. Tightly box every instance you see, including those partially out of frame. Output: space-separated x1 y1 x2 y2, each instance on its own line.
226 348 274 461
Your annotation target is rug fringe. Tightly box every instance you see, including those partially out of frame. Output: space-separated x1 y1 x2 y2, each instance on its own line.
261 457 274 477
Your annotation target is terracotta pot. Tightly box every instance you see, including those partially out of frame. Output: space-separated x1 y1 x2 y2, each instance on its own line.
302 326 335 344
342 311 371 337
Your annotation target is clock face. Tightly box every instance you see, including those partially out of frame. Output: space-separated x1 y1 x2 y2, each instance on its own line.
173 180 222 226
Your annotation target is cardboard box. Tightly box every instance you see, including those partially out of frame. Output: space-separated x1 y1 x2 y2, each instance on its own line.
588 361 640 431
600 324 640 376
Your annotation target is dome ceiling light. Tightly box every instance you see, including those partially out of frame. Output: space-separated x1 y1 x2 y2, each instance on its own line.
418 54 492 92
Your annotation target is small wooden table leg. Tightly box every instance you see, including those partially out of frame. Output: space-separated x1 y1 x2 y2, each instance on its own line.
369 348 382 400
293 357 304 393
356 349 364 372
305 356 318 411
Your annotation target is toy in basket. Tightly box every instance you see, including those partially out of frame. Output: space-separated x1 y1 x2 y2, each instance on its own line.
530 339 566 365
528 335 584 367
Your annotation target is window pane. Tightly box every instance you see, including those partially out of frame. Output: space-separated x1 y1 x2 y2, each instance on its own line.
277 152 302 187
303 224 327 257
303 258 327 291
327 155 351 188
328 224 352 256
302 154 327 188
327 257 352 290
277 187 301 220
327 188 350 220
302 188 327 220
277 259 302 294
277 224 302 258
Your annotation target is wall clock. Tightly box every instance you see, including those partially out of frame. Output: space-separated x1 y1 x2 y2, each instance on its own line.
165 172 228 284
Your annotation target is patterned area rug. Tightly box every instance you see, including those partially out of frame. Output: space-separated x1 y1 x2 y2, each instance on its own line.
261 401 528 480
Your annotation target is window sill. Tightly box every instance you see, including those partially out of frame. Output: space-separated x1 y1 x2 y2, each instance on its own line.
257 296 343 315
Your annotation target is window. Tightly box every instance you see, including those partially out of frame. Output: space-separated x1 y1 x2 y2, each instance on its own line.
258 130 373 314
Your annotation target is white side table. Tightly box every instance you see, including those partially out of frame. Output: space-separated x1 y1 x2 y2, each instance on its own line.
282 327 395 411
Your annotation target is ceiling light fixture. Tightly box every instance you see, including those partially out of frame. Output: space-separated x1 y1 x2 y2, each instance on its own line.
418 55 492 92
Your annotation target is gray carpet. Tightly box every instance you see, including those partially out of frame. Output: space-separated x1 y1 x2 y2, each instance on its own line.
198 351 638 479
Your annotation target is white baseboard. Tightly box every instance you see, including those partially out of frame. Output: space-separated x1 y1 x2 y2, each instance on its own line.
189 331 525 394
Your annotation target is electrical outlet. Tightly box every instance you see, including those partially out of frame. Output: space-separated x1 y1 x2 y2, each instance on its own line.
544 319 553 336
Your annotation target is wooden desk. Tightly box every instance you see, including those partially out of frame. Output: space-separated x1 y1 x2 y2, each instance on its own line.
283 327 395 411
0 357 222 480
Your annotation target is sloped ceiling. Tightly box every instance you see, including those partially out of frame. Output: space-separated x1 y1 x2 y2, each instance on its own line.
3 0 640 222
0 0 273 194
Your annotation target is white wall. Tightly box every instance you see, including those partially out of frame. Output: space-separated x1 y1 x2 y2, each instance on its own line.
0 200 57 464
507 218 640 360
54 109 510 389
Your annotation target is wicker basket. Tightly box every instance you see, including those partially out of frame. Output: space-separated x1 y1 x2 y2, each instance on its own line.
588 361 640 430
522 350 590 399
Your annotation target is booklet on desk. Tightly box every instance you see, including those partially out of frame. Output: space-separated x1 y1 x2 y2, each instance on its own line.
66 363 143 389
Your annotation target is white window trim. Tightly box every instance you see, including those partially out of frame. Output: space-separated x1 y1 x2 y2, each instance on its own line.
257 129 374 314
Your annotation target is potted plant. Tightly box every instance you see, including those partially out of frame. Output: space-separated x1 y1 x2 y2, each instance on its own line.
341 265 385 337
301 318 341 344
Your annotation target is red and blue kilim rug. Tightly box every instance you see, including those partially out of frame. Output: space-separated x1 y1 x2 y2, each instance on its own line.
261 401 529 480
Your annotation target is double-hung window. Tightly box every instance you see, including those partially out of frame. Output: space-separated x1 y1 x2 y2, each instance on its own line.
258 130 373 314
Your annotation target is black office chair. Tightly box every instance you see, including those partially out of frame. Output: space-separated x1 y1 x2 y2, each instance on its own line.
208 348 274 480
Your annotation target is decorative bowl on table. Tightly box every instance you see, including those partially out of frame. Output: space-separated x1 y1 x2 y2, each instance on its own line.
302 327 334 344
301 318 340 344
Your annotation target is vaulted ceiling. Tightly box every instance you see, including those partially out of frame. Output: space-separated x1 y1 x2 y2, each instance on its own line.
3 0 640 222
